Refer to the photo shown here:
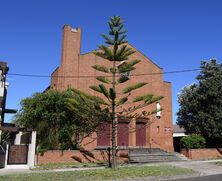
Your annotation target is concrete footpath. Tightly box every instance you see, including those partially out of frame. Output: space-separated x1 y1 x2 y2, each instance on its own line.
165 160 222 176
133 160 222 181
0 160 221 180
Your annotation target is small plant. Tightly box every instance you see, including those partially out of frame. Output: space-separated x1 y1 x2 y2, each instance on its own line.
181 134 206 149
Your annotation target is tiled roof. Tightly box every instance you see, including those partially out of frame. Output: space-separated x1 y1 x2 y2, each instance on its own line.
173 124 185 133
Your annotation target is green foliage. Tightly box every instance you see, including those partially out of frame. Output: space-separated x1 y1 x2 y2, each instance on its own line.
177 60 222 147
91 16 164 168
117 97 128 106
92 97 109 106
94 16 135 62
0 131 11 147
133 94 154 103
118 59 140 73
109 88 116 100
145 96 164 104
89 85 102 93
118 75 129 83
14 89 110 150
180 134 206 149
96 76 111 84
99 84 109 98
123 82 147 94
92 65 110 73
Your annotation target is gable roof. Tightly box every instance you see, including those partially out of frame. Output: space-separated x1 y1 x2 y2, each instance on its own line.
126 43 163 70
81 42 163 70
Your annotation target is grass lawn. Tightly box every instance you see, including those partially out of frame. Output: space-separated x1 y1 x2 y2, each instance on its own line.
0 165 192 181
33 162 106 170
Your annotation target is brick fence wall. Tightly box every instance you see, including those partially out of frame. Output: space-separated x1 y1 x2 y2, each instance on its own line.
181 148 222 160
37 150 128 165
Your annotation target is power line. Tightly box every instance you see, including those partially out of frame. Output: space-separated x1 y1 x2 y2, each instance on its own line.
8 68 201 79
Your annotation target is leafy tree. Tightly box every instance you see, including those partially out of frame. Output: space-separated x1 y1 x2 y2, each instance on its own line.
177 59 222 147
60 89 110 150
180 134 206 149
14 89 109 150
91 16 163 168
14 90 64 149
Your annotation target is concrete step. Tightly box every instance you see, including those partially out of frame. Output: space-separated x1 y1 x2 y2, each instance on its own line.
128 148 166 154
128 151 188 163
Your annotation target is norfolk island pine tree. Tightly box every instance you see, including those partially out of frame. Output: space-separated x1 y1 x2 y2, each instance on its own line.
90 16 163 168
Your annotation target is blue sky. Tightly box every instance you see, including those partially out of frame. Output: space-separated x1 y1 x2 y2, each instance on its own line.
1 0 222 123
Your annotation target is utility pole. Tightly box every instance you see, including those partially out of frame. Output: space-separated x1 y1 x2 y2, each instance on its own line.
0 62 9 126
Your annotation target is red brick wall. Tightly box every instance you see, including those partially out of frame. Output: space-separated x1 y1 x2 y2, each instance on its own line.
50 25 174 152
181 148 222 160
37 150 128 165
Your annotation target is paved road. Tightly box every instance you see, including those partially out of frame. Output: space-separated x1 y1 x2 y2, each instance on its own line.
168 174 222 181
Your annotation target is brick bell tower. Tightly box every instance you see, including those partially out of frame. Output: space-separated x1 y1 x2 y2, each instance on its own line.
58 25 82 90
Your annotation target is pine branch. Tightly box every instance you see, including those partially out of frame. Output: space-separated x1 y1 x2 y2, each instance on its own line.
69 88 97 101
119 30 127 34
70 88 110 107
118 24 123 31
118 66 136 73
123 82 147 94
118 76 129 83
145 96 164 104
120 48 136 60
117 48 136 61
89 85 102 93
109 88 116 100
120 103 154 117
96 76 111 84
93 97 109 106
99 84 109 98
116 45 127 58
93 51 107 59
102 34 114 45
118 35 127 44
132 94 154 103
92 65 110 73
127 59 141 67
116 97 128 106
99 45 113 58
94 45 115 61
120 95 164 116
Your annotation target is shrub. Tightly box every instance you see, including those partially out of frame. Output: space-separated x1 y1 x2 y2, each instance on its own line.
180 134 206 149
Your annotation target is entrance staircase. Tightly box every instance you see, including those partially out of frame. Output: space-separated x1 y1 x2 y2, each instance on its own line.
128 148 188 163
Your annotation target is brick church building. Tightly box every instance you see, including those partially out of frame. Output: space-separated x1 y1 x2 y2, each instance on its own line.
50 25 174 152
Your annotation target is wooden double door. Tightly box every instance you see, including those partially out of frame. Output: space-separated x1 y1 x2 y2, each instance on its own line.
97 122 147 147
136 123 146 146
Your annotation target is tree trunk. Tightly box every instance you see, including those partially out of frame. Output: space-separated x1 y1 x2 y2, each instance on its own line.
111 60 117 169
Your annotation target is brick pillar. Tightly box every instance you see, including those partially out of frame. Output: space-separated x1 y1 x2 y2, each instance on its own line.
58 25 82 90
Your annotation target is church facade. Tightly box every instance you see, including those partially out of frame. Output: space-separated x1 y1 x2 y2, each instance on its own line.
50 25 174 152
